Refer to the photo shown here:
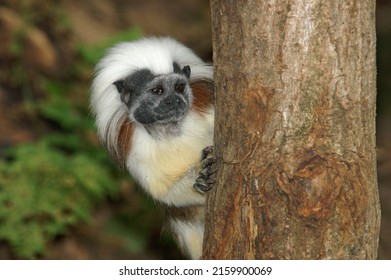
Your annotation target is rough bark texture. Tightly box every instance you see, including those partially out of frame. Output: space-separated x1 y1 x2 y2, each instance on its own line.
203 0 380 259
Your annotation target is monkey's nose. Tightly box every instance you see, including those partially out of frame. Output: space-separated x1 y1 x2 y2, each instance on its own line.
165 96 181 106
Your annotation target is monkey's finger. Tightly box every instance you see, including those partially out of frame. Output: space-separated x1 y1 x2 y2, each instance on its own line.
201 145 214 160
198 165 218 179
200 157 216 169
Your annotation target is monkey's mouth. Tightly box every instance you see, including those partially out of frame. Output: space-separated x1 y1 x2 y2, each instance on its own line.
136 107 189 137
156 105 189 121
134 106 189 125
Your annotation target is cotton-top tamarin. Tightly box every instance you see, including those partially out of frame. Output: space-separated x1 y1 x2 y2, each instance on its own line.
90 37 215 259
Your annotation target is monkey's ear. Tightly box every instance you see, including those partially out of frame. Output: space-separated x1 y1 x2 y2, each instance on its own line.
173 62 191 78
113 80 125 92
173 62 181 74
182 65 191 79
113 80 131 104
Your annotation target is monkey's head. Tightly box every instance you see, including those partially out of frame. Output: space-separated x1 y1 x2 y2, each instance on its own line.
91 37 213 165
113 63 192 127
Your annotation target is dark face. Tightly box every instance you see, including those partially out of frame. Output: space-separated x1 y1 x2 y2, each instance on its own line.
114 64 191 126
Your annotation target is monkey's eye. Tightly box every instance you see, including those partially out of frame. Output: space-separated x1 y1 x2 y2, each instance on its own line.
150 86 164 95
175 83 185 93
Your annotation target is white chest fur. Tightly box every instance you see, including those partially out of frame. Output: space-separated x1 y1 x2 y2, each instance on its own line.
126 109 214 205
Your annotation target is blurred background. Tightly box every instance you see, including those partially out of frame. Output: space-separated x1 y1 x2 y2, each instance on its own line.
0 0 389 259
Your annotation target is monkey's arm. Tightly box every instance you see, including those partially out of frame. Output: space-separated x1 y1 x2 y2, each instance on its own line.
160 167 205 207
130 145 216 207
160 146 217 206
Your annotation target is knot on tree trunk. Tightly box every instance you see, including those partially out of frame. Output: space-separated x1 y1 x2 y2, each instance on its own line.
276 149 343 220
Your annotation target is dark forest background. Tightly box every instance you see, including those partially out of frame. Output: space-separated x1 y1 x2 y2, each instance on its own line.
0 0 390 259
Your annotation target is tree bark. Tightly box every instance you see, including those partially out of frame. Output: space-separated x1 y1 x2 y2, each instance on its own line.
203 0 380 259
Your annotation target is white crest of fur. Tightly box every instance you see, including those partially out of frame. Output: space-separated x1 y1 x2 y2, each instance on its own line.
90 36 213 146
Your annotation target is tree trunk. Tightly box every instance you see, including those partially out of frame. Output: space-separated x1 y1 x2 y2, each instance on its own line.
203 0 380 259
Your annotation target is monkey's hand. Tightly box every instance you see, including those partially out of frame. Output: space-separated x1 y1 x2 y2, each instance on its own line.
193 146 217 193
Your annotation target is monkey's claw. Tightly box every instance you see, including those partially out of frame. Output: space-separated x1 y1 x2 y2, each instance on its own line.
193 146 217 193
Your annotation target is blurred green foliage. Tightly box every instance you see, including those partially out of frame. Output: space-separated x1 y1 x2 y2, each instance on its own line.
77 27 142 65
0 6 143 258
0 142 116 259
